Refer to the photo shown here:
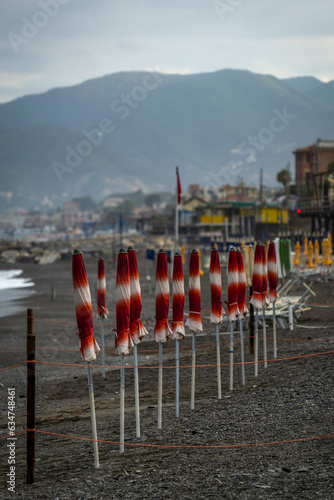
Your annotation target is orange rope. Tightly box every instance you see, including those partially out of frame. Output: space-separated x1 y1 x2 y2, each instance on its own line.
28 350 334 370
33 429 334 449
0 361 27 372
0 429 28 440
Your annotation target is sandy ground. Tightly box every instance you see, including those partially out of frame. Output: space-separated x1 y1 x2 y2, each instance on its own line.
0 248 333 499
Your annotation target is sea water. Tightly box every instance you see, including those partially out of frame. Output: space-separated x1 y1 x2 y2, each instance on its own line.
0 270 35 318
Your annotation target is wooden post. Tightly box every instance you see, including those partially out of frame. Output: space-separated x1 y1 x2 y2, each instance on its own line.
27 308 35 484
51 285 56 301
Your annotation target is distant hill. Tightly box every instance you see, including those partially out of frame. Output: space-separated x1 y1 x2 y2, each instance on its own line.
0 69 333 211
308 80 334 111
282 76 324 94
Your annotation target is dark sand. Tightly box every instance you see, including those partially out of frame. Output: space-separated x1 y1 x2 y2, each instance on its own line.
0 251 333 499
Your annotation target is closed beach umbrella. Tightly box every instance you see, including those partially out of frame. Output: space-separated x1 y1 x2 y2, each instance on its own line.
171 252 185 340
154 249 172 429
237 248 247 385
172 252 185 418
72 249 100 467
268 241 278 358
236 249 248 319
250 242 263 377
261 243 269 309
97 257 108 378
128 247 148 344
185 249 202 410
154 249 172 343
115 249 133 355
209 248 224 323
210 248 224 399
267 242 277 303
227 247 239 390
115 248 132 453
72 249 100 361
227 247 240 322
185 249 202 333
250 243 263 309
128 246 148 438
97 257 108 319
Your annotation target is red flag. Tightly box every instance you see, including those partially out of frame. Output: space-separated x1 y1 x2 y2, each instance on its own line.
176 166 182 205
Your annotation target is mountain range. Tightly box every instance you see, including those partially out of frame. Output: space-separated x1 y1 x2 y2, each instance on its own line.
0 69 333 212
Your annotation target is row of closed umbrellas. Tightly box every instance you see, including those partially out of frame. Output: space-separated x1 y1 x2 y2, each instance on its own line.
71 242 278 466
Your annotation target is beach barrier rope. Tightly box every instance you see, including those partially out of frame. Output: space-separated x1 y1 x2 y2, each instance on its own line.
1 348 334 373
1 428 333 450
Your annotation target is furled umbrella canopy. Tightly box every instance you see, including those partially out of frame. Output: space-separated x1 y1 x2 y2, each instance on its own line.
236 248 248 319
171 252 185 340
97 257 108 319
115 249 133 355
72 249 100 361
128 246 148 344
185 249 202 333
267 241 277 303
261 243 269 308
250 242 263 309
227 247 240 322
209 248 225 323
154 249 172 342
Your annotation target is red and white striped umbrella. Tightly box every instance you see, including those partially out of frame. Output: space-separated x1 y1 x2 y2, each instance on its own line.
171 252 185 340
267 241 277 303
128 246 148 344
250 243 263 309
209 248 224 323
72 249 100 361
115 249 133 355
185 249 202 333
154 249 172 342
261 243 269 308
236 248 248 319
97 257 108 319
227 247 240 322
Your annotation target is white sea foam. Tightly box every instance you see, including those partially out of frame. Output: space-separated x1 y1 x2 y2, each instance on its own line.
0 270 34 290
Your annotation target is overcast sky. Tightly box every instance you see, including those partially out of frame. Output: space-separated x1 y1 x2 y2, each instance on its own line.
1 0 334 103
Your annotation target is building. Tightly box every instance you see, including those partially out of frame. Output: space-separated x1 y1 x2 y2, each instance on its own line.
194 201 288 240
218 182 258 202
294 139 334 186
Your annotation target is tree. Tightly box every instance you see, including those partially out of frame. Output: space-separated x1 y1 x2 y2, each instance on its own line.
276 169 292 190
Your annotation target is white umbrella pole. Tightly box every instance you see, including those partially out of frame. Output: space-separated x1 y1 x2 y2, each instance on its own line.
255 309 259 377
229 322 234 391
86 362 100 468
120 353 125 453
239 319 245 385
215 324 222 399
273 301 277 358
133 344 140 438
100 318 105 378
191 331 196 410
175 339 179 418
262 309 267 368
158 342 163 429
